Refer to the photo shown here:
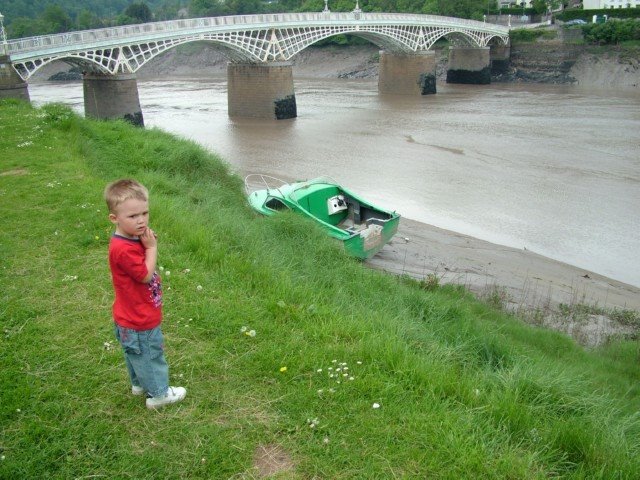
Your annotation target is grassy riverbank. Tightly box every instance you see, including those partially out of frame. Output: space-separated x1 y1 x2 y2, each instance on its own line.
1 100 639 478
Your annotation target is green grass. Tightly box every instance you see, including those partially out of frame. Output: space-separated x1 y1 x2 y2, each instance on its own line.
1 99 640 478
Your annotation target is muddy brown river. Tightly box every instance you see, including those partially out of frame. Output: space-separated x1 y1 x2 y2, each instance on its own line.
28 78 640 287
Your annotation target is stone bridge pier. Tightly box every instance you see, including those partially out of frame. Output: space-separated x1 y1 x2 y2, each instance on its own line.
446 46 491 85
83 73 144 126
378 50 437 95
227 62 297 119
490 44 511 75
0 56 30 101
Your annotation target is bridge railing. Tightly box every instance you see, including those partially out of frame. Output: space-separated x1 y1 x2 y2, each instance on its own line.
7 12 508 55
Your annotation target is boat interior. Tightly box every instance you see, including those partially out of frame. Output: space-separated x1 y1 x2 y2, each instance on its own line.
293 184 393 234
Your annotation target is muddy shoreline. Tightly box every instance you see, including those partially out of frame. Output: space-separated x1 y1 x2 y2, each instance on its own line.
368 219 639 346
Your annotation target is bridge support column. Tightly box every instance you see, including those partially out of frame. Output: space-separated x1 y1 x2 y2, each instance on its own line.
83 73 144 126
227 62 296 119
378 51 436 95
490 45 511 75
0 56 30 101
446 47 491 85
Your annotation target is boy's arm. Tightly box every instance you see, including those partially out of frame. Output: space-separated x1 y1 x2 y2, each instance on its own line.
140 227 158 283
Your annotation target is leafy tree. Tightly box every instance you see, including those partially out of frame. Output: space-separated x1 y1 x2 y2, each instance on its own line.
41 5 74 33
155 0 184 20
421 0 439 14
115 14 136 25
190 0 229 16
275 0 306 11
3 0 179 38
531 0 546 14
531 0 560 14
125 2 153 22
433 0 487 20
7 17 46 38
225 0 263 15
76 9 104 30
299 0 325 12
583 19 640 45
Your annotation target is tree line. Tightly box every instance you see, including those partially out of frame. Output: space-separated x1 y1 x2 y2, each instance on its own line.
4 1 181 38
3 0 564 39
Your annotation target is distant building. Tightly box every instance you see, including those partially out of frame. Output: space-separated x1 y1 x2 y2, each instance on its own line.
498 1 533 7
583 0 639 8
499 0 638 9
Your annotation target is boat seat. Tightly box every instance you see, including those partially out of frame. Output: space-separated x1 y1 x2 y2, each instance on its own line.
339 217 367 233
366 218 386 227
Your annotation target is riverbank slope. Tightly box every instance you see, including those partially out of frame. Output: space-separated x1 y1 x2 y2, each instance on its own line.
369 219 640 347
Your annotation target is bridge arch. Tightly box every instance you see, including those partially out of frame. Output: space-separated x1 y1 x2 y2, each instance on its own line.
109 25 507 73
17 51 118 78
4 13 510 121
8 13 509 80
13 30 508 80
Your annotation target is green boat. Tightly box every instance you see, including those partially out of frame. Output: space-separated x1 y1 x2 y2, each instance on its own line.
245 175 401 259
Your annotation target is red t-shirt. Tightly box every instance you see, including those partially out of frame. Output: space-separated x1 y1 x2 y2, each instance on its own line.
108 234 162 330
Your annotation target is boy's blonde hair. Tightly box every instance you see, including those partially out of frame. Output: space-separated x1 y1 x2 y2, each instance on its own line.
104 179 149 213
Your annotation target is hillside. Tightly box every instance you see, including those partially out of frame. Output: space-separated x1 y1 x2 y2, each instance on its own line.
1 99 640 478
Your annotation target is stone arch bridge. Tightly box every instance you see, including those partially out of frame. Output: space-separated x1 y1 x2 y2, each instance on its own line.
1 12 511 122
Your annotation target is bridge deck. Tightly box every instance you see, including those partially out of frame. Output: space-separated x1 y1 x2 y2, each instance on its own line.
6 13 510 80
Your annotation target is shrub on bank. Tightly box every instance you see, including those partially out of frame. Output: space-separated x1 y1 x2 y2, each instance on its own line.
582 19 640 45
510 27 557 43
557 7 640 22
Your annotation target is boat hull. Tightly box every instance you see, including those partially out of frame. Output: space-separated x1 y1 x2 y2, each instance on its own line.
246 176 400 259
342 215 399 259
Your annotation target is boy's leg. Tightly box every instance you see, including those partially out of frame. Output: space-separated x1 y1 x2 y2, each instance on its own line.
114 324 142 391
138 327 170 398
115 325 169 397
114 325 185 407
126 357 146 395
141 327 186 409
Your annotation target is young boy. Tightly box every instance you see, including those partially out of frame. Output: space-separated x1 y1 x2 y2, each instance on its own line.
104 179 186 409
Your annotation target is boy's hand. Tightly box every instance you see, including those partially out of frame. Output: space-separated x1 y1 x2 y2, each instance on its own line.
140 227 157 249
140 227 158 283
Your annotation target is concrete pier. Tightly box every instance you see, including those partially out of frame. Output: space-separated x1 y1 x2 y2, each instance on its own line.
227 62 296 119
490 45 511 75
378 51 437 95
446 47 491 85
83 73 144 126
0 55 30 101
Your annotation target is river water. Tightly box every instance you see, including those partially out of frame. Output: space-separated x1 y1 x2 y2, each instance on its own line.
28 78 640 287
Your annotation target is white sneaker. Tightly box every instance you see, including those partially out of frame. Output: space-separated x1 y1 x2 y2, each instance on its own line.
132 385 145 396
146 386 186 409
